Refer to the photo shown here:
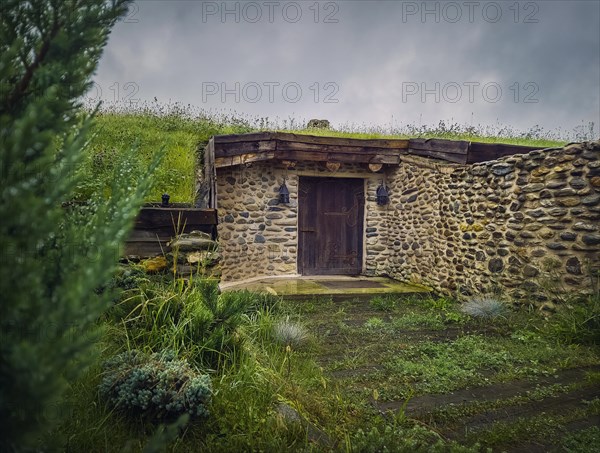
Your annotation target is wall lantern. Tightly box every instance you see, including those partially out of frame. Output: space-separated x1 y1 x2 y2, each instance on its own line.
161 193 170 207
376 182 389 206
278 181 290 204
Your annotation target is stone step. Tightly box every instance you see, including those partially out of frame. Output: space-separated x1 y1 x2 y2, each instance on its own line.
223 276 431 301
282 291 430 302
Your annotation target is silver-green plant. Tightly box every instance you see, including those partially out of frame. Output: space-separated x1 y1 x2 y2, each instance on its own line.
460 296 508 319
273 318 309 350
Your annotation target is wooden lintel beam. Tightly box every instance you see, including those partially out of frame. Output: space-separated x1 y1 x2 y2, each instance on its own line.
407 148 467 164
215 152 276 168
408 138 469 155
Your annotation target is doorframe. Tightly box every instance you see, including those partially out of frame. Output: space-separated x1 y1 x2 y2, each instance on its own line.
296 174 367 276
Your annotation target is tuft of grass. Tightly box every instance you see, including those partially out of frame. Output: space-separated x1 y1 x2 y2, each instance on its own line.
272 318 309 350
461 296 508 319
370 295 399 312
544 295 600 345
364 317 385 330
109 277 259 367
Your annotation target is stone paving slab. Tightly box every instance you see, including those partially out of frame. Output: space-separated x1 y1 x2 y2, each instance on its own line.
221 276 430 299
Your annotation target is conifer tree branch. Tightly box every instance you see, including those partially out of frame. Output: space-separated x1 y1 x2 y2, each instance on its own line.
5 16 62 111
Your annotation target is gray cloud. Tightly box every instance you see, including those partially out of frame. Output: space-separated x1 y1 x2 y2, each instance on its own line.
95 0 600 138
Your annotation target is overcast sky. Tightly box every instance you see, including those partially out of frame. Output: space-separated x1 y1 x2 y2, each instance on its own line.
94 0 600 139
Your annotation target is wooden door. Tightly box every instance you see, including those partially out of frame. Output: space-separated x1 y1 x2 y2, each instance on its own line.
298 177 364 275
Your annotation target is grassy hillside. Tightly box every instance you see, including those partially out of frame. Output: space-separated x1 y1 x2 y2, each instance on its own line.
82 109 570 203
78 112 253 203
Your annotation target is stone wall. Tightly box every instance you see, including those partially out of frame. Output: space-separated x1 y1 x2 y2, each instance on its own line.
214 140 599 303
216 161 387 281
216 162 296 282
384 141 600 303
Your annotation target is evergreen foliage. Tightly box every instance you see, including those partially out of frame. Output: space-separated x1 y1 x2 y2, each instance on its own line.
99 350 212 420
0 1 159 449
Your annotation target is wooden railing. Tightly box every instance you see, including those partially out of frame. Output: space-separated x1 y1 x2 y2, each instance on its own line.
124 204 217 258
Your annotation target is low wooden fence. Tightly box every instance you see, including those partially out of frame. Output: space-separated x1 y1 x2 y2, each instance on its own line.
124 204 218 258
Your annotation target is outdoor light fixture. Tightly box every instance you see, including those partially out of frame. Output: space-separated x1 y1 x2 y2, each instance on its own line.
376 182 389 206
162 193 170 207
278 181 290 204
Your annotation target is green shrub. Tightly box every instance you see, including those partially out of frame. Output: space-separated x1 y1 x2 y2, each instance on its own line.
110 265 149 291
102 265 150 306
365 317 386 330
0 1 159 449
99 350 211 421
113 278 262 366
425 297 457 311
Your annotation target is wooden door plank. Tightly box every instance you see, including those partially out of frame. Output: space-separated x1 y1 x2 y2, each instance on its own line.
299 177 363 276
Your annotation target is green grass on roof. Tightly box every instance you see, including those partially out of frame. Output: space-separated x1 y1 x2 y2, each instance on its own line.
80 107 588 203
78 112 252 203
287 128 566 149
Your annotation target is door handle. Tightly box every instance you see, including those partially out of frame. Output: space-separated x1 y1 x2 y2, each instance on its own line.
300 228 316 233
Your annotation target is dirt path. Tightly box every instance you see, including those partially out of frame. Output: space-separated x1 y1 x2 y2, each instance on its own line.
298 295 600 450
375 365 600 416
443 385 600 436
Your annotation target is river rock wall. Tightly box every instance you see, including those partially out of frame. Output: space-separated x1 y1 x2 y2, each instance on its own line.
213 140 599 304
384 141 600 304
